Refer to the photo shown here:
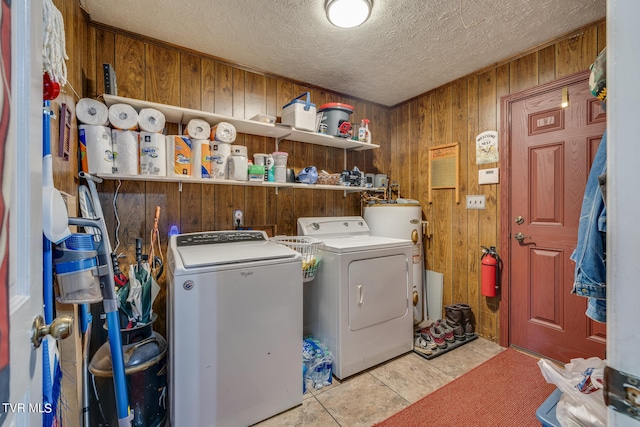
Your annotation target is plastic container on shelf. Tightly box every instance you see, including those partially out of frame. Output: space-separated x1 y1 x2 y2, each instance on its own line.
228 145 248 181
281 93 317 132
273 151 288 183
317 103 354 137
249 114 276 124
271 236 323 282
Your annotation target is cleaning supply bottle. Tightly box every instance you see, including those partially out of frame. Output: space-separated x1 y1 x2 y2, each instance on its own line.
358 120 366 142
358 119 371 143
364 119 371 144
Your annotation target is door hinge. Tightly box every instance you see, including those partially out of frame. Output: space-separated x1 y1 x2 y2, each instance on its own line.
604 365 640 421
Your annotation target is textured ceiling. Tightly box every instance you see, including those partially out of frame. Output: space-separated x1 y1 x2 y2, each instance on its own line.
80 0 606 106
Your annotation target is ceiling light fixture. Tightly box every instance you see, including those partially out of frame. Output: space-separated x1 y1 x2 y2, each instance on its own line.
326 0 372 28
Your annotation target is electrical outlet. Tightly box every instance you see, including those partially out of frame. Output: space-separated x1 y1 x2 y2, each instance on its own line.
233 209 244 227
466 195 486 210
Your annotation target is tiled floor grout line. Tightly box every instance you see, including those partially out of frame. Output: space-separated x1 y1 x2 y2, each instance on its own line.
310 394 343 426
255 338 504 426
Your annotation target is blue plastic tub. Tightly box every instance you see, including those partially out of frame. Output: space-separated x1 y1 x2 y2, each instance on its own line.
536 388 562 427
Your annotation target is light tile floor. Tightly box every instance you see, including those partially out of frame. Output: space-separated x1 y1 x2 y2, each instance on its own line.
255 337 505 427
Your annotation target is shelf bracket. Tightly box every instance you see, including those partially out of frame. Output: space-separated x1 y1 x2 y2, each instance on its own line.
275 132 292 152
343 148 347 171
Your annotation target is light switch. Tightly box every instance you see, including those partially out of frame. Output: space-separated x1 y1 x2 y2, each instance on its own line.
479 168 499 185
466 195 486 210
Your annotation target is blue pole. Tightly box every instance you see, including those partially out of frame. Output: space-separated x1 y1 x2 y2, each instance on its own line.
42 101 59 427
79 304 90 334
106 311 130 422
42 101 54 324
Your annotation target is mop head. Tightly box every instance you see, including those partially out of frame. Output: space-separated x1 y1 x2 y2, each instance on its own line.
42 0 68 85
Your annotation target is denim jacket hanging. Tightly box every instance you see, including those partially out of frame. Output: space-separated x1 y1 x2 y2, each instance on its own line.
570 130 607 322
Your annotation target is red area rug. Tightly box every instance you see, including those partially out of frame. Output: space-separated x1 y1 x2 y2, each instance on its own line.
376 348 555 427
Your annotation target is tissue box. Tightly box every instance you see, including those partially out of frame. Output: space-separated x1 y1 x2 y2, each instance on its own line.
281 92 317 132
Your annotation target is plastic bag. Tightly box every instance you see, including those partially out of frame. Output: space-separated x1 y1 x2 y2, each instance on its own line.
538 357 607 427
298 166 318 184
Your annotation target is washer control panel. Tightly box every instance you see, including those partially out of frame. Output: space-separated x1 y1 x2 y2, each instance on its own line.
176 231 267 247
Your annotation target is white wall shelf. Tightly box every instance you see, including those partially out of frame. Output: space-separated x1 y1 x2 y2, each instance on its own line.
102 94 380 151
97 173 380 194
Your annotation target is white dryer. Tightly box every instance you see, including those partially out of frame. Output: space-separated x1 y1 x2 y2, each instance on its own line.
167 231 303 427
297 216 413 380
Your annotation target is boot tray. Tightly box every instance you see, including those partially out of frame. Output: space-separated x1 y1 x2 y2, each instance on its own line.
412 333 478 360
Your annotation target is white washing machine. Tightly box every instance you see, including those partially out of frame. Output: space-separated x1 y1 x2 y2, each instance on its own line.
363 202 426 325
167 231 303 427
297 216 413 380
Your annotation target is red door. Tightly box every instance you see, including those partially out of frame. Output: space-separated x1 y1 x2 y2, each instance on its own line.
504 71 606 362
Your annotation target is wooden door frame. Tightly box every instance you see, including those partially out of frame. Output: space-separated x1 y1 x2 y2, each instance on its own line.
498 70 591 348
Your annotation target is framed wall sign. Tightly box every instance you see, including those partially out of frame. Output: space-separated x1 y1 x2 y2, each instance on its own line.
428 143 459 204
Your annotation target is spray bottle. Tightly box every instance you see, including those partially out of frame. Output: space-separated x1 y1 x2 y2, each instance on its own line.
358 119 371 143
364 119 371 144
358 120 366 142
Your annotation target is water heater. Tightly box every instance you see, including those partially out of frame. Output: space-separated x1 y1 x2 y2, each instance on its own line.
363 202 425 325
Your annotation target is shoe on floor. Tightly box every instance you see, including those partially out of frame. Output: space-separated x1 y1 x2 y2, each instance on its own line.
456 303 475 338
414 336 433 355
424 324 447 349
445 305 467 341
418 330 438 350
436 319 456 343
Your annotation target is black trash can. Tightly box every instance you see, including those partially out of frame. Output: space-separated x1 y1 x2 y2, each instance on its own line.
88 319 168 427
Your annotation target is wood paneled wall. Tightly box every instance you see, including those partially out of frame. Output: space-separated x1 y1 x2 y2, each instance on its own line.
389 20 606 342
79 24 390 335
56 0 605 342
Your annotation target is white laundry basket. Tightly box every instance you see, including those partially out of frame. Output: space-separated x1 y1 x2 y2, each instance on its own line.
271 236 323 282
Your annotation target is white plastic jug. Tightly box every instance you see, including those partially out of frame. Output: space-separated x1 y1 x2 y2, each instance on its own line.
228 146 248 181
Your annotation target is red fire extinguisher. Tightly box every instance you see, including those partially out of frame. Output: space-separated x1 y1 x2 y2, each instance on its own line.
481 246 499 297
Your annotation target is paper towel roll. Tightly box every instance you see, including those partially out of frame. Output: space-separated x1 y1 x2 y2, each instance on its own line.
139 132 167 176
111 130 139 175
186 119 211 140
76 98 109 125
79 125 113 174
166 135 193 176
191 139 213 179
211 122 237 143
108 103 139 130
138 108 166 133
211 142 231 179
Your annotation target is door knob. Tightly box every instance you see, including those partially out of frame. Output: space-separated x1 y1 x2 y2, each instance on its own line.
412 291 419 306
31 315 73 349
514 232 531 242
411 229 419 244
